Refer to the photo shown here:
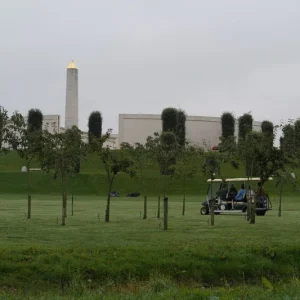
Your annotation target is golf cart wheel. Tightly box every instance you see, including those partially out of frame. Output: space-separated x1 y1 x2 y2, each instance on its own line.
256 211 266 216
200 207 209 215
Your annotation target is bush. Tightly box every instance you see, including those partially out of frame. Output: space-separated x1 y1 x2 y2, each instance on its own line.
221 112 235 139
161 108 178 133
238 114 253 140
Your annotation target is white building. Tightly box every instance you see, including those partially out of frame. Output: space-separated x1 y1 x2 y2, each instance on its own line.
37 113 261 150
118 113 262 149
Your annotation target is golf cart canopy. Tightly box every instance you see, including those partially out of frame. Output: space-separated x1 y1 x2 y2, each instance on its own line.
206 177 273 183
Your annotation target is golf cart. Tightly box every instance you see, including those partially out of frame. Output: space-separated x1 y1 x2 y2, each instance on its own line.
200 177 272 216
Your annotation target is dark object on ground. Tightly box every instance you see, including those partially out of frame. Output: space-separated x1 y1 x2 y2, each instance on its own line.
127 192 140 197
110 191 119 197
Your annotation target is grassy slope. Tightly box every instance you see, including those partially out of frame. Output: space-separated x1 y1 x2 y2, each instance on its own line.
0 151 290 196
0 194 299 295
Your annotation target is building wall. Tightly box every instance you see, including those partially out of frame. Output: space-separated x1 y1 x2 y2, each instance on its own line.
23 115 60 134
119 114 262 149
119 114 225 148
80 131 119 149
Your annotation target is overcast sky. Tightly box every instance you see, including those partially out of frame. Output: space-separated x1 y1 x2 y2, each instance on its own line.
1 0 299 137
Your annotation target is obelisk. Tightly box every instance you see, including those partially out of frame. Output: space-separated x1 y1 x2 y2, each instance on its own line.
65 60 78 129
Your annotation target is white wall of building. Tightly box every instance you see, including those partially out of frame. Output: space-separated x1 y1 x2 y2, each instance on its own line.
23 115 60 134
119 114 223 148
80 131 119 149
119 114 262 149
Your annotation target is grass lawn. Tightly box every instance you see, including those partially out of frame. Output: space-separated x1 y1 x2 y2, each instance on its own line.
1 194 300 298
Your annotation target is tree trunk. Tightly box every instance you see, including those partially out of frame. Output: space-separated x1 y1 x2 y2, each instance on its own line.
71 193 74 216
163 197 168 230
61 175 67 226
105 177 115 223
62 191 67 226
210 178 214 226
211 199 215 226
247 162 254 222
27 168 31 219
157 196 161 218
278 181 283 217
250 197 256 224
105 193 111 222
71 175 74 216
64 176 67 218
182 177 186 216
27 195 31 220
143 196 147 219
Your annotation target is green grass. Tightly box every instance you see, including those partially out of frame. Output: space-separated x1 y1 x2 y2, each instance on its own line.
1 151 300 298
0 194 300 298
0 151 294 196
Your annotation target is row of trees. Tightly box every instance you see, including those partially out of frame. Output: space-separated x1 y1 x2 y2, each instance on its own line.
221 112 274 141
0 106 192 228
1 105 298 229
218 112 299 223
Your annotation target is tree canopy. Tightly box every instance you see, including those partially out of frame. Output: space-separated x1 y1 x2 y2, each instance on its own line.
221 112 235 139
176 110 186 147
88 111 103 144
161 107 178 133
28 109 43 132
238 113 253 140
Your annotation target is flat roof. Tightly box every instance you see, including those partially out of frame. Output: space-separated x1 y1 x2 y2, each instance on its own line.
207 177 273 182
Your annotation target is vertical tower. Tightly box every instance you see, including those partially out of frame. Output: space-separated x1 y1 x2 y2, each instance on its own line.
65 60 78 129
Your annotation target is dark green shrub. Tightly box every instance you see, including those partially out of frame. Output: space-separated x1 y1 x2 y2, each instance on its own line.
161 108 178 133
28 109 43 132
176 110 186 147
238 113 253 140
221 112 235 139
88 111 102 145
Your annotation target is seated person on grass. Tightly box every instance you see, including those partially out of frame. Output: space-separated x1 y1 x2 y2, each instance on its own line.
235 184 246 201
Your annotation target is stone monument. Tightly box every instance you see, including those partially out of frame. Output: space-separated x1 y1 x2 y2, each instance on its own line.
65 60 78 129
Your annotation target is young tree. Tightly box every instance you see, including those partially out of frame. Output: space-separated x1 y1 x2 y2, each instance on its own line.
221 112 235 139
8 111 44 219
275 169 296 217
0 106 9 153
238 131 286 223
294 119 300 151
28 109 43 132
173 142 202 216
280 123 295 155
275 122 300 216
176 110 186 147
201 150 221 226
102 147 136 223
261 120 274 136
120 142 149 219
88 111 102 145
261 120 274 148
238 113 253 141
91 131 136 222
146 131 178 230
40 126 87 226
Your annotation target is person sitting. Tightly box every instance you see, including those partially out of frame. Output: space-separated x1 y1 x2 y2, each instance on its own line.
218 184 228 200
228 184 237 199
247 185 255 198
256 182 266 207
235 184 246 201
